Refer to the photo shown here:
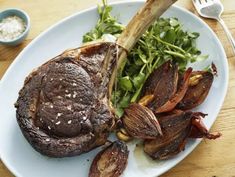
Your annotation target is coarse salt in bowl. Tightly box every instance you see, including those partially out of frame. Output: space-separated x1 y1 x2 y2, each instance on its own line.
0 8 30 46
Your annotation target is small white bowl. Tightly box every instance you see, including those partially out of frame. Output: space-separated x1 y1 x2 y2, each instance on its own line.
0 8 30 46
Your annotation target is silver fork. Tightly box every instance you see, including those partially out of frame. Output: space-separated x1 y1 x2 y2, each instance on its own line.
192 0 235 54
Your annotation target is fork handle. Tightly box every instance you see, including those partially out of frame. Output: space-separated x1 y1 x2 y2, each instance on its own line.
217 18 235 55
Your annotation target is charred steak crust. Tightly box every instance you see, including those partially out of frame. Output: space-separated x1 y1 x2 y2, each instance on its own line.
15 42 119 157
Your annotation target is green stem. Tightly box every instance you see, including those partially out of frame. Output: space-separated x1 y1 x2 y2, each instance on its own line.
124 90 129 97
154 36 186 54
152 56 161 71
140 64 146 73
164 50 186 60
131 84 144 103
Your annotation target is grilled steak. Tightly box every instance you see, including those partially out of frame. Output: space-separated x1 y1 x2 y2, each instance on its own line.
15 43 118 157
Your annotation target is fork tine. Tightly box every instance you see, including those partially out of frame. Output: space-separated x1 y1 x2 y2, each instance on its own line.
204 0 216 5
192 0 201 7
200 0 209 4
192 0 202 11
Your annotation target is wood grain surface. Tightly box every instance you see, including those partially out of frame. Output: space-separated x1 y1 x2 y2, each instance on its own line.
0 0 235 176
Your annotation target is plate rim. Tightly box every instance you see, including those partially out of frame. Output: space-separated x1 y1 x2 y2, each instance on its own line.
0 0 229 176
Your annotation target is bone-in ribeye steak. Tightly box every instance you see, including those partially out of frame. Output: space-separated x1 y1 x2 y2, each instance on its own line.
15 43 118 157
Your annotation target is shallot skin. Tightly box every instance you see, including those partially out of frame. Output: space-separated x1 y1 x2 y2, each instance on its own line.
177 71 214 110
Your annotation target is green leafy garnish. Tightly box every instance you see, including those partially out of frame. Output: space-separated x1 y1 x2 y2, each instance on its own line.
82 2 208 117
83 0 124 42
119 76 133 91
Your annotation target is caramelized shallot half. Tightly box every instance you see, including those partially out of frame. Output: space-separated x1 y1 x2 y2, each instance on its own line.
177 71 214 110
142 61 178 111
144 110 192 160
155 67 193 113
144 110 220 160
89 141 129 177
122 103 162 139
141 61 193 113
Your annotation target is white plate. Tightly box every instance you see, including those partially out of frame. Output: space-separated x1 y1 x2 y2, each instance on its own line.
0 1 228 177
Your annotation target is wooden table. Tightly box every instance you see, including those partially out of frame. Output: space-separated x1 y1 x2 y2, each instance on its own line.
0 0 235 176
